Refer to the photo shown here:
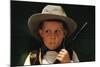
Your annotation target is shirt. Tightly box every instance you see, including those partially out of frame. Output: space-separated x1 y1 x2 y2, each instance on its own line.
24 50 79 65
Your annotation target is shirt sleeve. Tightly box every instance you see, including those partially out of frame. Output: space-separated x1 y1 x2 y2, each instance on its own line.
24 53 31 65
71 51 79 63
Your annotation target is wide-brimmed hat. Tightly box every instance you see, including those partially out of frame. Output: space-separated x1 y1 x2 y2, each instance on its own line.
28 5 77 39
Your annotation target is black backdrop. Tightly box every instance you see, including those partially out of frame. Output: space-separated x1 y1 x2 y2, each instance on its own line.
11 1 95 66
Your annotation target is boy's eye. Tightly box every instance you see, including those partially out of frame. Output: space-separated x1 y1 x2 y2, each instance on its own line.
45 30 49 33
55 30 61 33
45 30 50 33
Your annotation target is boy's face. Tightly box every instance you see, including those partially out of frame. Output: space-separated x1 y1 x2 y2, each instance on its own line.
39 21 66 50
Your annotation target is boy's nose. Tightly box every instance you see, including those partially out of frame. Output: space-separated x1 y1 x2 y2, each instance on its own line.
50 32 56 39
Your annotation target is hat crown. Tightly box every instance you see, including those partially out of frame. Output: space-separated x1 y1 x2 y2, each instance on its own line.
42 5 67 17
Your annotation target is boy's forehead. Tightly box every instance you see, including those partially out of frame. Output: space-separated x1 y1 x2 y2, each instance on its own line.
42 20 64 28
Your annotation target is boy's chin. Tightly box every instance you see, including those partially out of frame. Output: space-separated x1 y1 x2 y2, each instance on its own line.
47 47 58 50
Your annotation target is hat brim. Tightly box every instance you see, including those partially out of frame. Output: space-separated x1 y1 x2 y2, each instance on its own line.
28 13 77 39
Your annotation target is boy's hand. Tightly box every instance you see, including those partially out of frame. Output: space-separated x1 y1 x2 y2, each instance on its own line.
56 49 70 63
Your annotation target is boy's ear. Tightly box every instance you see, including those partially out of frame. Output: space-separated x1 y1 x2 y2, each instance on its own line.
38 29 43 37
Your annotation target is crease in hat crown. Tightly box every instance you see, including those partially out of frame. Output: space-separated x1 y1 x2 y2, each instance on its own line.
42 5 67 17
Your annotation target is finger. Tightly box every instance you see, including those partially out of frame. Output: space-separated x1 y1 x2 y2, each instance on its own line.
56 56 62 61
61 49 68 53
57 53 63 57
57 53 66 60
56 54 67 62
59 50 68 55
59 51 65 55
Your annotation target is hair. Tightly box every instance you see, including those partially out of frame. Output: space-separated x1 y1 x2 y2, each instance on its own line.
37 19 70 36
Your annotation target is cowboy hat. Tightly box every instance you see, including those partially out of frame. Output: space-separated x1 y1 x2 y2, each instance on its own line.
28 5 77 39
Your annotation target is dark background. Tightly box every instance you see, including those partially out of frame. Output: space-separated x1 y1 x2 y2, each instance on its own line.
11 1 95 66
